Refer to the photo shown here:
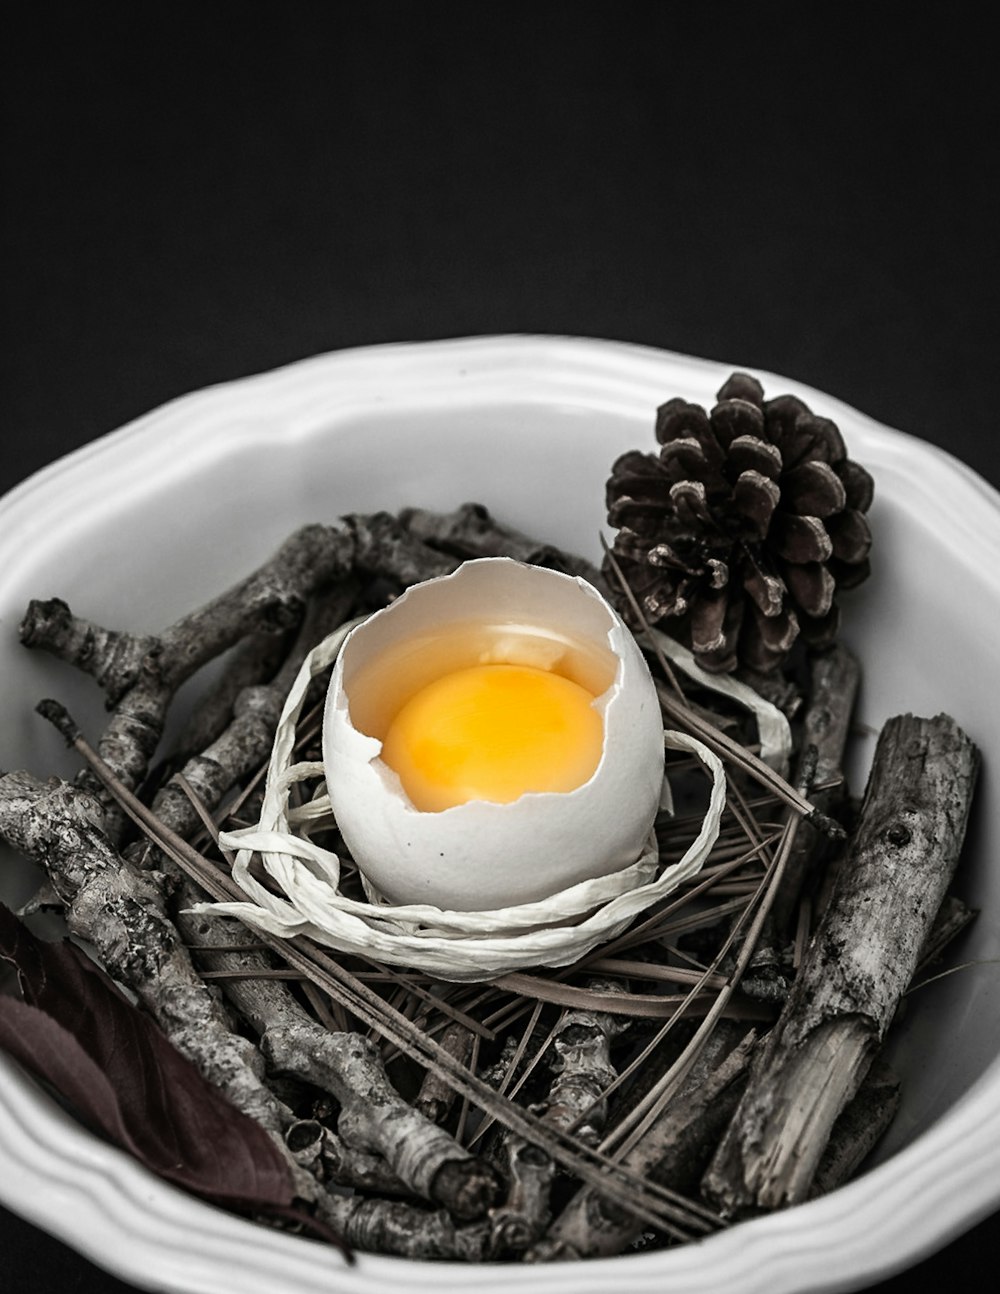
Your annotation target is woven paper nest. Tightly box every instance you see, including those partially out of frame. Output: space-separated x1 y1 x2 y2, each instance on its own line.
197 595 790 981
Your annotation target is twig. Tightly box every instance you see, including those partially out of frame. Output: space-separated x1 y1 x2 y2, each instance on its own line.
532 1026 755 1261
703 713 979 1212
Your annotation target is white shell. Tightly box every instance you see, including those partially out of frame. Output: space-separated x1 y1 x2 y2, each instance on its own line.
322 557 665 909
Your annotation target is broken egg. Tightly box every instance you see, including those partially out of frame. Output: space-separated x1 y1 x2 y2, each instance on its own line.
322 557 665 910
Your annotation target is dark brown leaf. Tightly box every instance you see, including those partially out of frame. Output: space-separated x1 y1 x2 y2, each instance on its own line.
0 904 294 1213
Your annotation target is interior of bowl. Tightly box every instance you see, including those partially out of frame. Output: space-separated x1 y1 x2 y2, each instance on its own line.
1 336 998 1294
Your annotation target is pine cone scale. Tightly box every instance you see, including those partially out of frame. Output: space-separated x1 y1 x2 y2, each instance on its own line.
727 435 783 481
783 561 836 618
732 471 781 539
827 510 873 564
771 513 833 565
782 460 847 517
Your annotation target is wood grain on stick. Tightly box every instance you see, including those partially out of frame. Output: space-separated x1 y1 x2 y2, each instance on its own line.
703 713 979 1213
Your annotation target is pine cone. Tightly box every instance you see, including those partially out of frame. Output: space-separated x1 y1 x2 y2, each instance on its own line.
603 372 873 674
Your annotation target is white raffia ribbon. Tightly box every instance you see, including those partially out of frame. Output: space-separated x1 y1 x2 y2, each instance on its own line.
193 622 730 980
643 626 792 777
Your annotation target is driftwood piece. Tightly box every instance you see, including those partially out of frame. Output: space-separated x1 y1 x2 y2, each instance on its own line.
531 1024 754 1261
489 983 628 1253
131 580 360 869
18 516 453 841
703 713 979 1214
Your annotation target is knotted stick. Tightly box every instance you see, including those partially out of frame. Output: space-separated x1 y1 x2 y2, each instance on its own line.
489 982 629 1253
531 1024 755 1261
130 579 361 867
702 713 979 1213
19 516 455 841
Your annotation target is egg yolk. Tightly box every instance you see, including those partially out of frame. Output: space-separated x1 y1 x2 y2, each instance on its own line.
380 663 603 812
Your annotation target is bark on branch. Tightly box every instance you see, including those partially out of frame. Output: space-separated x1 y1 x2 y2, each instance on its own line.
489 982 628 1253
702 713 979 1213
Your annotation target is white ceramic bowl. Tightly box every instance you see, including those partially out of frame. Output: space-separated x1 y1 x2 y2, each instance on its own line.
1 336 998 1294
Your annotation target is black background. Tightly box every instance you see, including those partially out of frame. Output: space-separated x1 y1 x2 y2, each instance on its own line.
2 4 997 1291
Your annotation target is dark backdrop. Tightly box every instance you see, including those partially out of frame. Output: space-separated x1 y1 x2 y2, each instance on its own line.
2 4 997 1292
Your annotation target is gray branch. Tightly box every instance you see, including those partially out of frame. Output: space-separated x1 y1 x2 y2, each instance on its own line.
702 713 979 1213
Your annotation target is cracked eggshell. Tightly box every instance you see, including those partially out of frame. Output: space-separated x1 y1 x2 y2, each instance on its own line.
322 557 665 911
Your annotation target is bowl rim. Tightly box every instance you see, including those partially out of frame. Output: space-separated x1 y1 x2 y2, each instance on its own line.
2 333 999 1294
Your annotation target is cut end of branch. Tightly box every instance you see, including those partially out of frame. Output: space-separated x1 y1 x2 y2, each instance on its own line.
35 698 82 748
431 1157 504 1221
18 596 72 647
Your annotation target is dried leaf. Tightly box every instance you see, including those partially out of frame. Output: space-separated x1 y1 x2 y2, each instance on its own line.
0 903 293 1212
